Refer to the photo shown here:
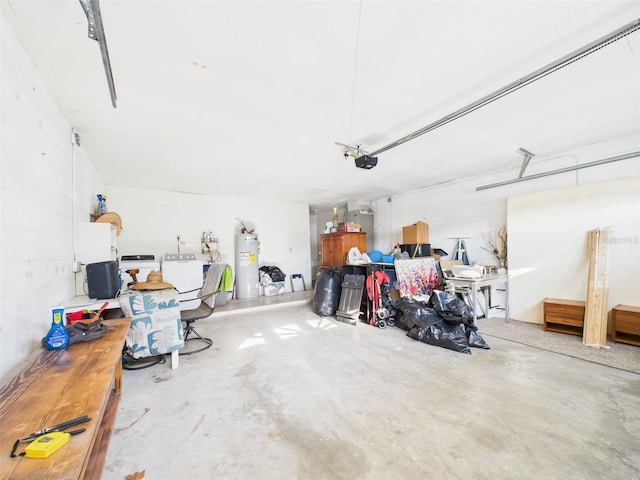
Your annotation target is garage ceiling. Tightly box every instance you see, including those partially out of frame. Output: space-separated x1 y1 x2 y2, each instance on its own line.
3 0 640 208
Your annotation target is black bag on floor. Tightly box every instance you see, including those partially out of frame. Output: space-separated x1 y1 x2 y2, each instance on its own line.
407 321 472 355
313 269 342 316
428 290 474 325
391 298 440 331
466 324 490 349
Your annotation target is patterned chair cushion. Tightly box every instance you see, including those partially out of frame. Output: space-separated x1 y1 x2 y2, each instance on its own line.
119 289 184 359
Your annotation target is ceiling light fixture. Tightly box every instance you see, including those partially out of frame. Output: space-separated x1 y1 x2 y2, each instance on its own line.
79 0 117 108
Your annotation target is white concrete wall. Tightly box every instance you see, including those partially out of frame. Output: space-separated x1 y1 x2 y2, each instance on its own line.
105 185 311 291
508 176 639 324
1 12 105 380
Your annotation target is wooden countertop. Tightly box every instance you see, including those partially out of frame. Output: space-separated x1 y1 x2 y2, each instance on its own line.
0 318 130 480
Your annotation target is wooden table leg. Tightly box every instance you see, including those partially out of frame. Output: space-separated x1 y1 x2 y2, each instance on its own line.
115 360 122 394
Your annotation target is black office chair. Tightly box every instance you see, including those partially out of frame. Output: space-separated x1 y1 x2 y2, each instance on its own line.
179 263 227 355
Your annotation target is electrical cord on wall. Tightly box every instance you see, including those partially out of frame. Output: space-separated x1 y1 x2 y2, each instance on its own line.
71 128 78 271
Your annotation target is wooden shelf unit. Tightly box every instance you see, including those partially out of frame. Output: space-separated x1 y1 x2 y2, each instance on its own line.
612 304 640 346
543 298 586 336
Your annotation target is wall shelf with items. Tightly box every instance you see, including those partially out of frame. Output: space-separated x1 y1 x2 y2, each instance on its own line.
201 232 218 252
201 231 221 262
202 242 221 262
201 241 219 254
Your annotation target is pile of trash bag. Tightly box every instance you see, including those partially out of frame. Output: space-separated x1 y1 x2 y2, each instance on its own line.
259 265 286 284
392 290 489 354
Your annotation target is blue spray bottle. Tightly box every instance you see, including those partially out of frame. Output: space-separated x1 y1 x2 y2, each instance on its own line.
44 308 70 350
97 194 108 214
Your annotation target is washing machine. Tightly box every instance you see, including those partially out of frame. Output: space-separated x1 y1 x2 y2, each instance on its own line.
161 253 204 310
119 254 160 290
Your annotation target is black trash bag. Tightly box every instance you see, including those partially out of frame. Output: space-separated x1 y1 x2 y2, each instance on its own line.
259 265 286 282
466 324 490 349
428 290 474 325
313 269 342 316
407 320 471 354
393 308 407 330
391 298 440 331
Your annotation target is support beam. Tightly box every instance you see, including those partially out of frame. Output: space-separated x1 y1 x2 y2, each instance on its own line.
476 151 640 191
517 148 535 179
79 0 117 108
368 18 640 159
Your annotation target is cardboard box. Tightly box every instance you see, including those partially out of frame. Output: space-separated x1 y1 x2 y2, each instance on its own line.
262 282 285 296
338 222 361 232
402 221 429 244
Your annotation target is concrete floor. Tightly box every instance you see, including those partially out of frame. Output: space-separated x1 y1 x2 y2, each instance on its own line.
103 292 640 480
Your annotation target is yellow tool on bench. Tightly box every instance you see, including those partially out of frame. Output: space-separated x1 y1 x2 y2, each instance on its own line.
10 415 90 458
25 431 72 458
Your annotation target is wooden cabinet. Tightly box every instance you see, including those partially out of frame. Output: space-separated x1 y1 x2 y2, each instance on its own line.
612 304 640 346
543 298 585 336
320 232 366 269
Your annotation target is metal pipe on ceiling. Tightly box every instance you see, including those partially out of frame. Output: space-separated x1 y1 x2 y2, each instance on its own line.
475 151 640 191
369 18 640 158
79 0 117 108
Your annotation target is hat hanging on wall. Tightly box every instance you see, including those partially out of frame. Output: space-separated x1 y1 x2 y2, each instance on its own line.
95 212 123 236
131 270 175 290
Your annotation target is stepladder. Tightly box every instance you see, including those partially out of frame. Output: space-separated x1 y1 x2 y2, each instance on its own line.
290 273 306 292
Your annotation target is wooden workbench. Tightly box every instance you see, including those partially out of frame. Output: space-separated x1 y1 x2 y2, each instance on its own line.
0 318 130 480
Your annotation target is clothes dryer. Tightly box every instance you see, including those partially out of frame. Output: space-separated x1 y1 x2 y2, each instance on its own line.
161 253 204 310
119 255 160 290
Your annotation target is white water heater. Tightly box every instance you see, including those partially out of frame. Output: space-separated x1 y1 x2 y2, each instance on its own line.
235 234 259 299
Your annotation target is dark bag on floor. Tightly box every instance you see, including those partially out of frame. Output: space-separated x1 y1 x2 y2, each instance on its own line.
407 321 472 354
466 324 490 349
313 269 342 316
259 265 286 282
428 290 474 325
391 298 440 331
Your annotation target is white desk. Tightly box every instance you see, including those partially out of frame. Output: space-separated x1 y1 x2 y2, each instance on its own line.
444 273 509 324
60 295 121 313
